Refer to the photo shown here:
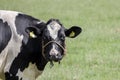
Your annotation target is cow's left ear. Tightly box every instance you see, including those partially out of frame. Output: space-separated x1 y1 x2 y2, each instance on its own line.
65 26 82 38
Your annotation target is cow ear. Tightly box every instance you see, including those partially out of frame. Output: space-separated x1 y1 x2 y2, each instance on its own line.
25 22 46 38
25 27 40 38
65 26 82 38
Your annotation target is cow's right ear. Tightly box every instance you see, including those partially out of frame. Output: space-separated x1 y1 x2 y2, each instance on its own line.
26 22 46 38
25 27 40 38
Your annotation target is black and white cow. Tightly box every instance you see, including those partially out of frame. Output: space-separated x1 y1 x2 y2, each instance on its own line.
0 10 82 80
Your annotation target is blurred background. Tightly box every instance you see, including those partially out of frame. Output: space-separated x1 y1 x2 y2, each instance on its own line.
0 0 120 80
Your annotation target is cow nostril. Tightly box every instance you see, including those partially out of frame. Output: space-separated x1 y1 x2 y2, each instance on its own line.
56 54 61 57
56 54 59 58
56 54 62 60
56 54 59 56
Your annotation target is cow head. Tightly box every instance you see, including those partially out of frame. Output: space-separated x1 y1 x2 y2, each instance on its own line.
26 19 82 63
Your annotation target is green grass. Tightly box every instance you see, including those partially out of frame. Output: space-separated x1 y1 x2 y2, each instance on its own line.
0 0 120 80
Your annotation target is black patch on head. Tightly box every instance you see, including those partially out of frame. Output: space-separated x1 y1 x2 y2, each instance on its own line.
46 19 63 26
0 19 12 53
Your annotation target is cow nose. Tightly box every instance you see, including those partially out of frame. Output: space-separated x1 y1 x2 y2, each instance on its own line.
50 49 62 61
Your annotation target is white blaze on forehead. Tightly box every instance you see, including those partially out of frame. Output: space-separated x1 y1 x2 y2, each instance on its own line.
47 21 61 39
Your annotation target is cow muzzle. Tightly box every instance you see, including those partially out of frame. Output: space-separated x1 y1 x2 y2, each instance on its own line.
42 40 66 62
50 53 62 62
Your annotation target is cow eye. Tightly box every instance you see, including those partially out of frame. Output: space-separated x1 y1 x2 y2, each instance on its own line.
60 36 65 41
43 36 47 40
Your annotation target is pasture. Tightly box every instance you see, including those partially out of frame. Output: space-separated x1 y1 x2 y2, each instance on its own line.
0 0 120 80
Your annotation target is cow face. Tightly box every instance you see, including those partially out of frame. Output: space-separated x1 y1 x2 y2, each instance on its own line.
26 19 82 63
42 19 66 62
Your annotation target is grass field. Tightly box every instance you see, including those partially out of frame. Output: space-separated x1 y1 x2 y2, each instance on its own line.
0 0 120 80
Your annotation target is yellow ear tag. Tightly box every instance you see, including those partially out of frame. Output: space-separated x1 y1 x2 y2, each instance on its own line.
29 31 36 38
69 31 75 37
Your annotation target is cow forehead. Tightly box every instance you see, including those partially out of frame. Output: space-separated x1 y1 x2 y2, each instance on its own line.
47 21 61 39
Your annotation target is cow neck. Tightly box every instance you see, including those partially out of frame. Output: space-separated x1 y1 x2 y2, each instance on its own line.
36 54 48 71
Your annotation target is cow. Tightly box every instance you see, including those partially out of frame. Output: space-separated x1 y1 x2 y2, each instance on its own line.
0 10 82 80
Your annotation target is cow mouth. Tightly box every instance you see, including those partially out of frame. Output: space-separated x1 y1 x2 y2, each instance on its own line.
49 60 61 68
48 54 62 67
